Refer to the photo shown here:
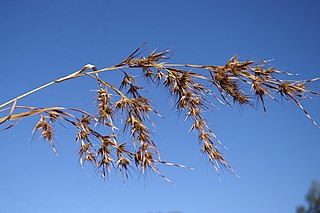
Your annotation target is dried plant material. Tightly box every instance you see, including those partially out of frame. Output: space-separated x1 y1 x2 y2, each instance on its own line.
0 47 319 183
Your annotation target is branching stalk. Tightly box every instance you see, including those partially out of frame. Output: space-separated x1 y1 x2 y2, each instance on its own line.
1 47 319 183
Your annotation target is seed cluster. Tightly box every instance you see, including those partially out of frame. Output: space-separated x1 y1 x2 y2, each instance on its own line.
0 47 319 182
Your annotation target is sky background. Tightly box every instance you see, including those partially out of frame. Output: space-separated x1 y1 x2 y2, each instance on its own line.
1 0 320 212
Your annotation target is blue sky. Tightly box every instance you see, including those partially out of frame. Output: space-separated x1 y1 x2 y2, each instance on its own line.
1 0 320 212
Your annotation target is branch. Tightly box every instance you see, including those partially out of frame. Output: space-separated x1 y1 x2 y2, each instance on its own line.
1 47 319 182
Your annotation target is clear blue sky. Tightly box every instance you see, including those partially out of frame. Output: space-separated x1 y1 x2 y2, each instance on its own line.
1 0 320 212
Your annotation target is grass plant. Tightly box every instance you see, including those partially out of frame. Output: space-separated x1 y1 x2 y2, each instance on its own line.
1 47 319 182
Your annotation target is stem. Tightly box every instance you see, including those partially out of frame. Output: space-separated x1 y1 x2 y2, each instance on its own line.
0 81 55 109
0 62 201 110
0 65 123 110
86 73 128 100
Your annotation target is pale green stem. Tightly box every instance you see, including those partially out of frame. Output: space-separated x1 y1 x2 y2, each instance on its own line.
0 66 124 109
0 81 55 109
0 62 198 110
